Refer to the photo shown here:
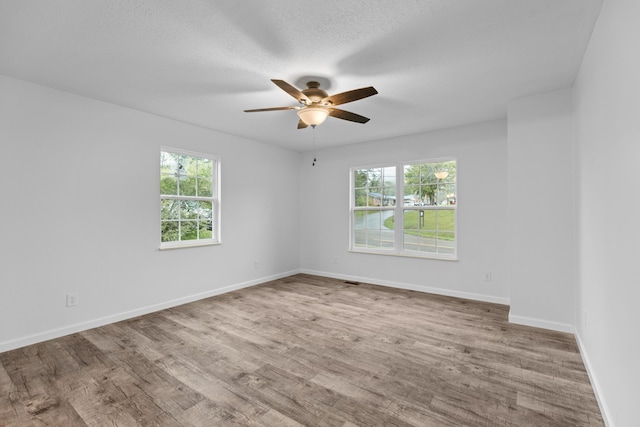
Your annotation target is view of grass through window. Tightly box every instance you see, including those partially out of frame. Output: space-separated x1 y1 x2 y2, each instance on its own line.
384 210 455 240
351 159 456 258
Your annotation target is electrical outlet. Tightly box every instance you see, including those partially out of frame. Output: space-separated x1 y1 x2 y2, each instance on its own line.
254 261 260 270
333 257 339 264
66 293 79 307
484 272 492 282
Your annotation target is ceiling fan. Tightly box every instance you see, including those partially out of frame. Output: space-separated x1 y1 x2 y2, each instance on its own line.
244 79 378 128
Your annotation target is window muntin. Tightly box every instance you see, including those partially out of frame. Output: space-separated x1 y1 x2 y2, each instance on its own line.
351 159 456 259
160 148 220 249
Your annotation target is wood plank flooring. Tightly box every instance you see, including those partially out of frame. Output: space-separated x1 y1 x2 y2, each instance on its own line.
0 274 604 426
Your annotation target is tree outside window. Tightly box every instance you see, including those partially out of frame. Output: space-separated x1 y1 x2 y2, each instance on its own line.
160 148 220 249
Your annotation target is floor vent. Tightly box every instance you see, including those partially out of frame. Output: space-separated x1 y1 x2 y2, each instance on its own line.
344 281 360 285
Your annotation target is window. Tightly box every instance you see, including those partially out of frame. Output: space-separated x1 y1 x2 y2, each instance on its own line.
160 148 220 249
350 158 456 260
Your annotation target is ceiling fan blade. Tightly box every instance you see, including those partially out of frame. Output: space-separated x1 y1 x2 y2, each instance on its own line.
297 119 309 129
328 108 371 124
323 87 378 106
244 106 298 112
271 79 311 104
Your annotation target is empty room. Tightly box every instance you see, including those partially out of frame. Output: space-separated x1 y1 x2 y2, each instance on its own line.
1 1 638 426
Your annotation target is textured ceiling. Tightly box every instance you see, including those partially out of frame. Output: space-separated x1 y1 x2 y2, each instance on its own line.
0 0 603 151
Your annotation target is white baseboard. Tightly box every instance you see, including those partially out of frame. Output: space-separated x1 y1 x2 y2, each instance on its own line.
507 312 575 333
0 270 300 354
575 332 614 426
300 269 510 305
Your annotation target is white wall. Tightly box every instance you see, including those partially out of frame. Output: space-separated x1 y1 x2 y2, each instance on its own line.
0 75 301 352
507 89 576 332
299 120 509 304
573 0 640 425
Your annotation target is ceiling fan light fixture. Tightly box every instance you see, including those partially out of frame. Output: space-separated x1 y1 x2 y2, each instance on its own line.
245 79 377 128
297 106 329 126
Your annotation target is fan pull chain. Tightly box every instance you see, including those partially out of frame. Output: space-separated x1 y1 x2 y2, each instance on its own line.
312 125 317 166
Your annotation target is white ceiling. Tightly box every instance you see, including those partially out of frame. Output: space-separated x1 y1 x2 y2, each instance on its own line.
0 0 603 152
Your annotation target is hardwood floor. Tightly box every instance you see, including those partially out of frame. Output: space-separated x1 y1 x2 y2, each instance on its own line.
0 274 603 426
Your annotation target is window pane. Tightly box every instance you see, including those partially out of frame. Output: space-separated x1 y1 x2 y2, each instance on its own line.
437 240 454 253
404 185 417 205
161 175 178 195
368 188 382 206
420 184 437 206
199 221 213 239
180 221 198 241
367 168 382 187
404 161 455 205
419 241 437 253
403 210 419 231
161 221 179 242
383 166 396 187
381 188 395 206
181 200 199 219
353 211 367 247
437 209 455 231
161 152 180 174
198 178 212 197
161 199 179 220
402 209 455 254
403 209 437 252
179 177 196 196
354 170 368 188
404 164 416 185
381 214 395 248
434 184 448 205
437 231 455 254
434 160 456 183
199 200 213 220
179 155 197 177
426 211 438 234
353 210 394 249
440 184 456 205
355 189 367 207
197 158 213 178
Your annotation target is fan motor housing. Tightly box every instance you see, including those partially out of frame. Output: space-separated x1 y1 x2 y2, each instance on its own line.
302 81 329 103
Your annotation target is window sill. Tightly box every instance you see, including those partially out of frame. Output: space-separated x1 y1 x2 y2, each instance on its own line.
159 240 221 251
349 248 458 261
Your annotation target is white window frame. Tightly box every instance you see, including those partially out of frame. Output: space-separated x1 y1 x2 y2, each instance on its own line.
160 147 221 250
349 157 457 260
